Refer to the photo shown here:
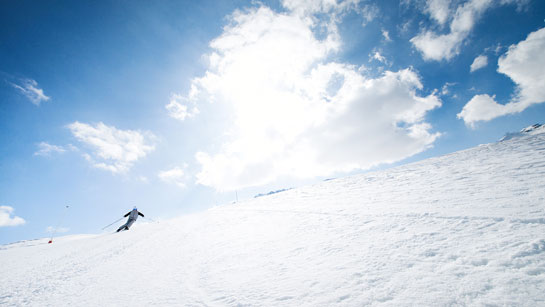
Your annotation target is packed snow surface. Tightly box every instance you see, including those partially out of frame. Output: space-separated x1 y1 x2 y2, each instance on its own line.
2 131 545 306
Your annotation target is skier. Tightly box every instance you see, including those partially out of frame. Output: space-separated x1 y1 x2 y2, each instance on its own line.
117 207 145 232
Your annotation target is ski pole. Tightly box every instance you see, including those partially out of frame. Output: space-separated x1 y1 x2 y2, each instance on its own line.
143 216 158 223
101 217 125 230
49 205 70 244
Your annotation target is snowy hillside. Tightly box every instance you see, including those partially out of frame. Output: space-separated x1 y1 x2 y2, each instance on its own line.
2 130 545 306
500 124 545 141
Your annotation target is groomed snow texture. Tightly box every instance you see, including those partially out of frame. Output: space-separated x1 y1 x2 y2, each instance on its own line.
2 131 545 306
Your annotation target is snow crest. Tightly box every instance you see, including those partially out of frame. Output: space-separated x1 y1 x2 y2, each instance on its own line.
500 123 545 141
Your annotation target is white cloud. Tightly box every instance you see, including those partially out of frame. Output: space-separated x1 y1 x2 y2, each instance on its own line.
46 226 69 233
0 206 25 227
411 0 521 61
457 94 507 126
67 122 155 173
360 4 379 26
498 27 545 106
485 43 504 55
381 29 391 42
282 0 360 16
370 51 388 64
166 93 199 121
470 55 488 72
424 0 452 26
458 27 545 126
10 79 50 106
158 166 188 188
34 142 67 156
182 5 440 191
441 82 456 95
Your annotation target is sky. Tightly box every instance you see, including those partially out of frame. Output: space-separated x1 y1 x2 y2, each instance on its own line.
1 0 544 245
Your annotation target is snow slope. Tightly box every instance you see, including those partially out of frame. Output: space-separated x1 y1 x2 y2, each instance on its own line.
500 124 545 141
2 130 545 306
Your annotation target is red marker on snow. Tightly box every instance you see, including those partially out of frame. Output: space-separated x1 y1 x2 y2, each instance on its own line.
48 205 70 244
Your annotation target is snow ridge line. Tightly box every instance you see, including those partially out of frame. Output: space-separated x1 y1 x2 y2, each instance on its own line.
226 208 545 225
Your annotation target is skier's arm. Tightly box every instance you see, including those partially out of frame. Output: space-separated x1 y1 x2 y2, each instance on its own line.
124 212 130 217
138 212 144 217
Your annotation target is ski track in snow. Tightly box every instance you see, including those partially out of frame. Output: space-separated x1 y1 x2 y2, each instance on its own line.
1 133 545 306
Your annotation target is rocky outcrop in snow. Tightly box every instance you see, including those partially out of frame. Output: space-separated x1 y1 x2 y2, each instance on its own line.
500 123 544 141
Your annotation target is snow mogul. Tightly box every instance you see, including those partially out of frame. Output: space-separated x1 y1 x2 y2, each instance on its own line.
117 207 145 232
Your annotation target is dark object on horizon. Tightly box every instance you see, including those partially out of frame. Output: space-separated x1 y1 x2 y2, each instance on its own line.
117 207 145 232
254 188 293 198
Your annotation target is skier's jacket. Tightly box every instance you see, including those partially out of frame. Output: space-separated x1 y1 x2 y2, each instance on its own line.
124 208 145 220
117 208 144 232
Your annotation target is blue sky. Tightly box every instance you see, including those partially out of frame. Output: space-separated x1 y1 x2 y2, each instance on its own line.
1 0 544 244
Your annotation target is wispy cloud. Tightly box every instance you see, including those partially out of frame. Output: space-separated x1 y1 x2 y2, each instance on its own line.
440 82 456 96
10 78 50 106
458 27 545 126
370 51 389 65
282 0 361 16
67 122 155 173
166 93 199 121
381 29 391 42
158 165 188 188
360 3 379 26
34 142 69 156
0 206 25 227
46 226 69 233
411 0 521 61
470 55 488 72
181 3 440 191
137 175 149 183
